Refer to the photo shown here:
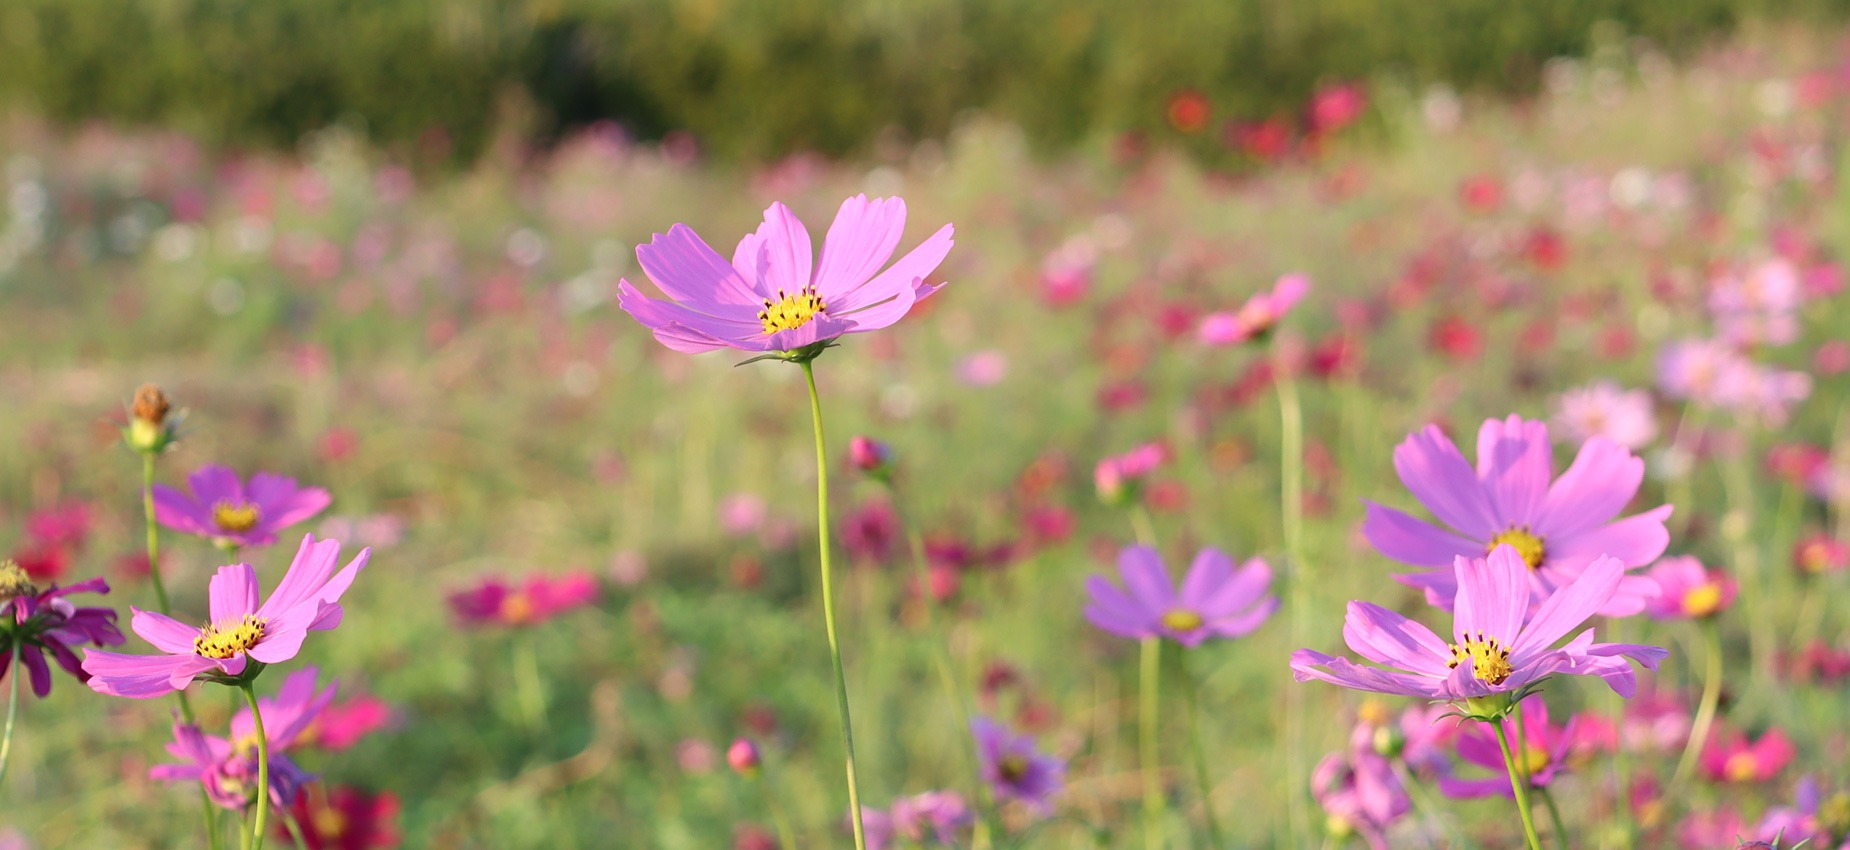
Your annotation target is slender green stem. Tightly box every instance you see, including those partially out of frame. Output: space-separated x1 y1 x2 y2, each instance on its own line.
514 637 549 731
241 683 271 850
1390 761 1473 850
800 361 867 850
1181 655 1225 849
1670 619 1724 790
1130 505 1158 549
1538 787 1569 850
1276 360 1310 844
1139 636 1164 850
282 809 310 849
144 451 218 847
1491 720 1544 850
888 485 996 849
0 646 19 788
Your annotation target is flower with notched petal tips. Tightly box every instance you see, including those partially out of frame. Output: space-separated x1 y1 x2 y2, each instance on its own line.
154 465 331 550
1084 546 1277 647
1642 556 1736 620
1199 274 1309 346
0 561 124 697
971 717 1063 815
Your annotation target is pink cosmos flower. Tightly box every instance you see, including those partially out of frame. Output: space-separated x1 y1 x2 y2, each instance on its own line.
1550 382 1658 450
1084 546 1277 647
1094 442 1167 505
1710 259 1802 348
1794 535 1850 575
1291 546 1667 702
1756 777 1850 849
857 791 973 850
1199 273 1310 346
152 722 311 811
1363 415 1671 616
446 571 599 628
82 535 370 698
1642 556 1737 620
1 563 124 697
1701 726 1797 784
617 195 953 354
1438 698 1582 799
154 465 332 549
1312 737 1408 850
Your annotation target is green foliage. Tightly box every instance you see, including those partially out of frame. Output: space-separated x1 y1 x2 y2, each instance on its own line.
3 0 1848 163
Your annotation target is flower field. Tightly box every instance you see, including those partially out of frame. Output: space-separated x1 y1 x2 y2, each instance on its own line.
1 26 1849 850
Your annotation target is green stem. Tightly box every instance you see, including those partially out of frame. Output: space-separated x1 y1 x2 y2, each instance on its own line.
1276 358 1311 844
1538 787 1569 850
241 683 271 850
0 646 19 788
800 361 867 850
1390 761 1473 850
1491 720 1544 850
282 809 310 849
514 636 549 731
1130 505 1158 549
1670 619 1723 790
1181 656 1225 849
889 485 996 849
144 451 217 847
1139 636 1164 850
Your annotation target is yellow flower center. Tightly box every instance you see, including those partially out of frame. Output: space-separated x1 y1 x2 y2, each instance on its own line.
998 754 1029 784
194 615 267 659
758 286 827 334
1520 743 1551 777
1447 633 1513 685
1160 608 1204 632
1723 752 1759 782
1488 526 1547 570
1819 792 1850 840
1324 813 1355 838
499 592 536 625
212 501 263 534
1681 583 1724 618
0 560 37 602
314 806 349 838
1356 699 1390 728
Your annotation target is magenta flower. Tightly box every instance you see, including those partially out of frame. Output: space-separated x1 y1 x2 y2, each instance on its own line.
1084 546 1277 647
1701 726 1797 784
232 666 337 753
1199 273 1310 346
1642 556 1737 620
1362 415 1671 616
302 692 396 751
1291 546 1668 704
154 465 331 549
151 722 312 812
1312 737 1409 850
1550 381 1658 451
446 571 599 629
617 195 953 354
1438 698 1581 799
82 535 370 698
972 717 1064 815
1 563 124 697
1094 442 1167 505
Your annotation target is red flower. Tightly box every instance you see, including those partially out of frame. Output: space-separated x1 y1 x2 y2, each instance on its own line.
282 785 400 849
1166 90 1212 134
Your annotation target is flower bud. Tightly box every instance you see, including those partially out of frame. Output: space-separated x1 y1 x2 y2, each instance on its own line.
727 738 762 777
125 384 179 455
848 436 893 479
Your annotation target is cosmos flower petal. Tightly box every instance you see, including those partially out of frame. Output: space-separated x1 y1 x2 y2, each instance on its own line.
1289 649 1443 698
1533 436 1645 537
188 465 246 506
616 280 762 338
131 607 204 654
82 650 205 699
1362 503 1486 566
833 279 918 332
1117 545 1177 612
256 535 343 620
1178 548 1236 605
832 223 954 315
1391 568 1461 610
1436 775 1515 799
20 646 50 697
1207 595 1278 637
741 202 814 296
1083 576 1154 638
207 564 262 623
1342 601 1453 677
152 485 210 535
814 194 907 297
1393 426 1500 539
1194 557 1272 618
1511 556 1623 658
247 474 332 530
1475 416 1551 526
635 223 764 308
1451 546 1527 647
1548 505 1673 566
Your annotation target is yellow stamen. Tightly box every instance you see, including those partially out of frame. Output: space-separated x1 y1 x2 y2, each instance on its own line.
0 560 37 602
313 806 349 838
1446 633 1514 685
499 592 536 625
998 754 1029 783
1520 742 1551 776
1356 699 1391 728
1724 752 1759 783
1681 583 1724 618
1488 526 1547 570
212 501 263 534
1160 608 1204 632
194 615 267 659
757 286 826 334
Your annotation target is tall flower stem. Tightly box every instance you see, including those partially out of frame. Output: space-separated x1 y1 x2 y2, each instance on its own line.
1180 655 1226 849
1538 787 1569 850
282 810 310 850
1139 636 1164 850
799 361 867 850
1670 619 1724 790
888 486 996 849
0 648 18 788
513 637 549 731
144 451 218 848
1130 505 1158 549
1491 720 1544 850
1276 356 1311 843
240 683 272 850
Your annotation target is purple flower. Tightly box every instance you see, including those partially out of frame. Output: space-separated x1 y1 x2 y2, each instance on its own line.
82 535 369 698
1438 698 1579 799
1084 546 1277 647
972 717 1063 814
150 722 312 812
1199 273 1310 346
1290 546 1668 703
1 562 124 697
1550 381 1658 451
154 465 331 549
231 666 337 753
1756 776 1850 849
1362 415 1671 617
617 195 953 354
1313 737 1409 850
